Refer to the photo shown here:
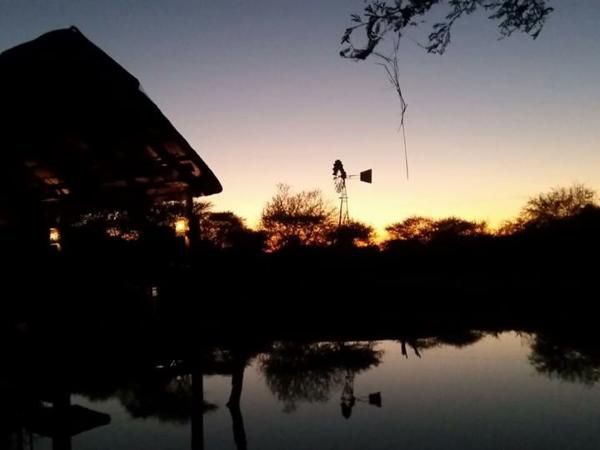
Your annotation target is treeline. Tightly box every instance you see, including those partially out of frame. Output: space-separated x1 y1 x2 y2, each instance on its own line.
6 182 598 283
194 183 600 254
153 183 600 313
31 182 598 262
3 184 599 339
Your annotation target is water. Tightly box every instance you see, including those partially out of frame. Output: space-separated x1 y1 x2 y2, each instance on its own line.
14 332 600 450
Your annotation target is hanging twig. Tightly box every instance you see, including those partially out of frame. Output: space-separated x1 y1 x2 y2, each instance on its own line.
373 38 409 179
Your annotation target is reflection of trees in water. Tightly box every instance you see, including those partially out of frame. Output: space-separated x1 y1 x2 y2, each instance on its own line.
73 364 218 425
259 341 382 412
398 330 487 358
73 351 263 427
117 374 217 424
71 369 134 403
529 334 600 386
430 330 487 348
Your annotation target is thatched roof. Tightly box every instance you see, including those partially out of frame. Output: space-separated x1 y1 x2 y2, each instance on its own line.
0 27 222 219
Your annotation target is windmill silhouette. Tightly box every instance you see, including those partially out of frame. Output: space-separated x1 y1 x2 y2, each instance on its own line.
332 160 372 227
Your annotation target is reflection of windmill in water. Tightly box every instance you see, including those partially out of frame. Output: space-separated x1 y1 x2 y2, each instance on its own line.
339 371 382 420
332 160 372 227
257 342 382 419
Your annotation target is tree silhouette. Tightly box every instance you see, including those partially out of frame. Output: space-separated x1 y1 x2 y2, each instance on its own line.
430 217 488 242
341 0 554 61
386 216 435 242
386 216 487 243
68 208 141 242
202 212 245 245
146 200 212 228
328 220 376 248
520 184 597 227
261 184 336 251
201 211 265 251
340 1 553 142
495 218 527 236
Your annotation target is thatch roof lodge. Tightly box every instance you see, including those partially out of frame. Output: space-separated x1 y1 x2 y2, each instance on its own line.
0 27 221 246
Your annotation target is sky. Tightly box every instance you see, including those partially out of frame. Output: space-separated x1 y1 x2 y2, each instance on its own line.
1 0 599 233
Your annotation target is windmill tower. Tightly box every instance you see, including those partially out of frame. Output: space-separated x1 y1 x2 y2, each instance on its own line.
332 160 372 227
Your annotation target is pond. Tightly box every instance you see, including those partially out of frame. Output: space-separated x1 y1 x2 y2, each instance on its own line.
5 331 600 450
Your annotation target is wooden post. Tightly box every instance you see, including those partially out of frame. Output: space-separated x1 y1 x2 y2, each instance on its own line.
227 358 247 450
52 389 72 450
185 193 199 251
191 365 205 450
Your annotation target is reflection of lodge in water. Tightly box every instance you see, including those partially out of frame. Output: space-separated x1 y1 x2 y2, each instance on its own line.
1 350 267 450
1 360 237 450
0 27 222 251
1 343 384 450
1 371 111 450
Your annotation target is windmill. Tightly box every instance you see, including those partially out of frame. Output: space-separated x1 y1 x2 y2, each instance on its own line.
332 160 372 227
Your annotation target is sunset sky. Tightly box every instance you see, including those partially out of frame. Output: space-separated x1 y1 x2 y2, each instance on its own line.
1 0 599 233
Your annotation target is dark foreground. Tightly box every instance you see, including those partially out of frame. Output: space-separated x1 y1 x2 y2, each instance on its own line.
2 242 600 449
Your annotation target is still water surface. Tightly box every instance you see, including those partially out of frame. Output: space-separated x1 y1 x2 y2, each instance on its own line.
30 332 600 450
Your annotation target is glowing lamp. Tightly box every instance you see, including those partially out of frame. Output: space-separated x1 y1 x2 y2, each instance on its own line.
49 227 61 243
174 217 189 237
